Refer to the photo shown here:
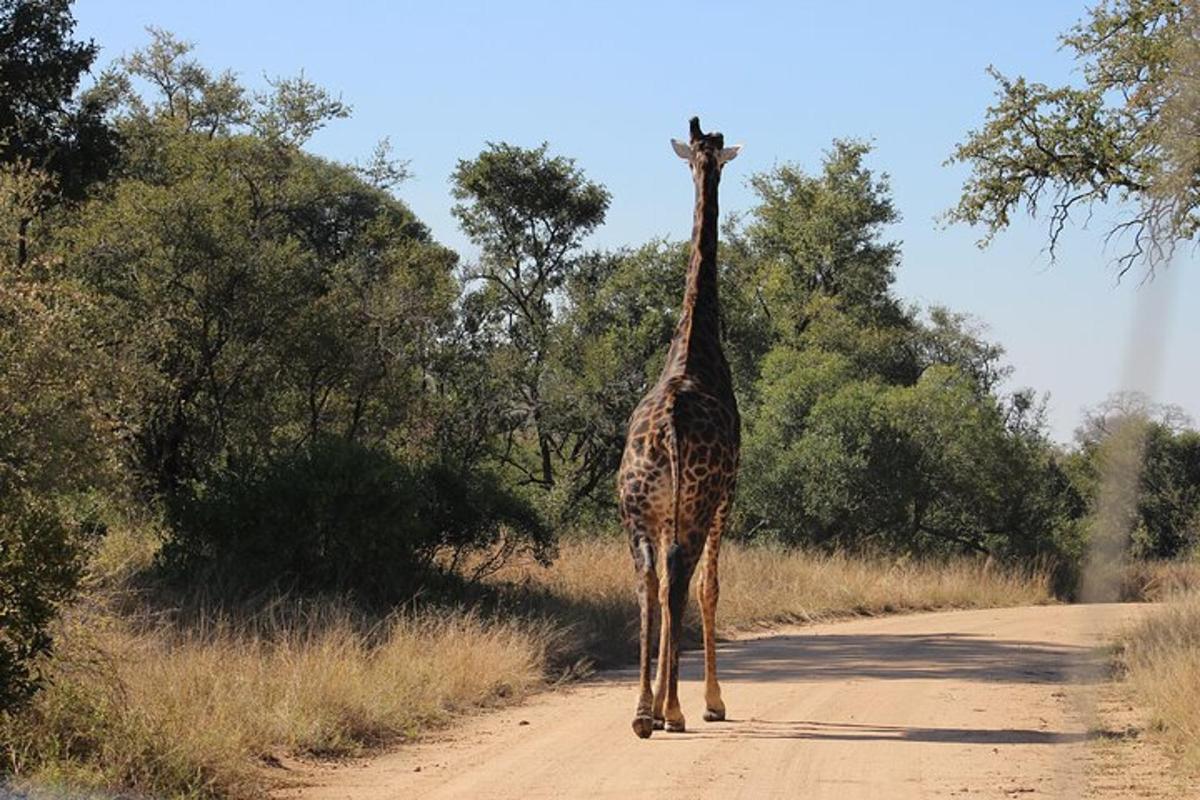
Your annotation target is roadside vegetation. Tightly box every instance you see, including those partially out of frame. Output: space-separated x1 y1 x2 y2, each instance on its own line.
1122 592 1200 773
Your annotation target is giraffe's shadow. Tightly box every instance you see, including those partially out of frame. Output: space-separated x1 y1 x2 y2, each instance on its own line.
610 629 1103 686
604 626 1110 747
647 718 1094 745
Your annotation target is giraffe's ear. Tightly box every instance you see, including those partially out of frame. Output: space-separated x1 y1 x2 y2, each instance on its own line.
670 139 692 160
718 145 742 165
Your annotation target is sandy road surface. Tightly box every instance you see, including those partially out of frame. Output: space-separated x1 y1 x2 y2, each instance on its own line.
286 604 1175 800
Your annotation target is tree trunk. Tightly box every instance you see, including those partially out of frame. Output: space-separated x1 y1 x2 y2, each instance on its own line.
17 216 29 267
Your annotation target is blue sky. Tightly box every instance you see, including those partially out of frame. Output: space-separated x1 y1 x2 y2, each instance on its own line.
75 1 1199 443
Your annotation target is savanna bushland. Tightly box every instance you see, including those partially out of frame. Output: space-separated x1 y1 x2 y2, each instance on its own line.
2 1 1199 797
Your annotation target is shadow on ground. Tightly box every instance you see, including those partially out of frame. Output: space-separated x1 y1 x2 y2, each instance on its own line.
610 629 1103 686
648 718 1092 744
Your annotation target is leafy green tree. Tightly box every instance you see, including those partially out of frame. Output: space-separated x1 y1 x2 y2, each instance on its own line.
741 140 908 339
50 30 561 595
66 34 457 498
735 141 1082 560
916 307 1011 395
743 357 1079 558
0 0 119 264
948 0 1200 275
1134 425 1200 557
100 27 348 146
545 241 687 516
451 142 610 506
0 164 109 710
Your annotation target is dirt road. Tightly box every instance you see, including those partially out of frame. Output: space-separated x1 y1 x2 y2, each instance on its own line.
287 604 1176 800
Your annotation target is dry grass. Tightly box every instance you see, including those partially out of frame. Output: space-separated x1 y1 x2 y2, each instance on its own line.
494 537 1054 668
1122 591 1200 773
2 602 549 799
1117 560 1200 602
2 532 1053 799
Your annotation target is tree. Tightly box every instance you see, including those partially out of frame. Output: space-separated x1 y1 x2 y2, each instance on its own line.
52 30 560 595
547 241 688 516
733 141 1081 559
1070 392 1200 559
741 140 907 338
0 163 108 710
451 142 610 504
948 0 1200 275
64 32 458 500
0 0 119 264
916 306 1011 395
743 357 1080 559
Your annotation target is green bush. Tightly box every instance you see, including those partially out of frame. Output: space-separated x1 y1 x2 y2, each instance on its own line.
0 492 82 711
163 438 552 601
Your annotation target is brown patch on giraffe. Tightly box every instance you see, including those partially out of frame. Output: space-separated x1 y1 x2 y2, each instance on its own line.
619 117 741 738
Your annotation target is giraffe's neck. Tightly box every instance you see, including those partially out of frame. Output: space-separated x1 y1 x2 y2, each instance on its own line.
664 162 729 390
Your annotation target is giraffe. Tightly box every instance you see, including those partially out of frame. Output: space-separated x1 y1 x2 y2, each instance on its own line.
619 117 741 739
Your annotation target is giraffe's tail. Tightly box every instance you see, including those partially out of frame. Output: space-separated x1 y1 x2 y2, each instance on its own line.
665 408 686 592
665 541 686 599
666 406 683 552
664 421 689 616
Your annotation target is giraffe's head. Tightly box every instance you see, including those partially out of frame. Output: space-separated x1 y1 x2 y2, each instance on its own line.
671 116 741 176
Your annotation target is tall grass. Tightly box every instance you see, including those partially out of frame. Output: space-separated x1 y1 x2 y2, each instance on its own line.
1 532 1053 799
2 603 548 799
1117 560 1200 602
496 537 1054 668
1122 592 1200 772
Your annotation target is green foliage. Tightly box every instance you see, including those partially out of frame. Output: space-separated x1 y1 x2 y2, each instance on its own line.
65 36 458 498
948 0 1199 274
0 492 81 711
165 438 551 601
0 0 119 200
743 353 1073 559
1071 393 1200 560
451 142 611 517
742 139 907 336
0 164 108 712
546 242 686 516
736 149 1081 564
1133 426 1200 558
0 0 119 271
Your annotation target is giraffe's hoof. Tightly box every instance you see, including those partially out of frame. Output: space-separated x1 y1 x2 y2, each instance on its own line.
703 708 726 722
632 715 655 739
653 717 665 730
664 718 686 733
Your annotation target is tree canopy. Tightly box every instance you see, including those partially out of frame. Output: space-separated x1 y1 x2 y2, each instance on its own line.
0 0 118 263
948 0 1200 275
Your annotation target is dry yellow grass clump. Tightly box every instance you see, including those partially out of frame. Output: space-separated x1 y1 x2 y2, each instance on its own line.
1 532 1052 799
2 605 549 799
1118 560 1200 602
1122 592 1200 772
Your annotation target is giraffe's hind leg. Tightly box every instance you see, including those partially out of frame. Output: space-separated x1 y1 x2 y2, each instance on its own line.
630 535 658 739
661 542 693 733
651 560 670 730
698 537 725 721
699 499 730 722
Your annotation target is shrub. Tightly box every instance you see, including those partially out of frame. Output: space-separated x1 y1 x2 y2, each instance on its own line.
163 438 552 600
0 492 82 711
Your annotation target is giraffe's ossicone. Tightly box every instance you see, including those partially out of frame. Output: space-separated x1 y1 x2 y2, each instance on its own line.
619 117 741 739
